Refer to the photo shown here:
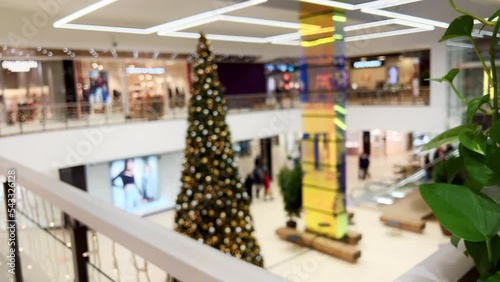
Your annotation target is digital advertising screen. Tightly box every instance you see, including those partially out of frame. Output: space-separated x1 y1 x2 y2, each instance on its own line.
110 155 165 215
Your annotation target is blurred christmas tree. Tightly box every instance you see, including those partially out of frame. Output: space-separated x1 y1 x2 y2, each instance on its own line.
174 34 264 267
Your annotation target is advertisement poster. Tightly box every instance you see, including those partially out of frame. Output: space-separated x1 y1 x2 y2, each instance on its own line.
89 70 109 105
110 156 162 215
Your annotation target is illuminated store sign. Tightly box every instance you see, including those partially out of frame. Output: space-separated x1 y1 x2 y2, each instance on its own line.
2 60 38 72
126 67 165 75
352 60 384 69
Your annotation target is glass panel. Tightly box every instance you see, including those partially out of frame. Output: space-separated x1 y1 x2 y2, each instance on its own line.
86 230 170 282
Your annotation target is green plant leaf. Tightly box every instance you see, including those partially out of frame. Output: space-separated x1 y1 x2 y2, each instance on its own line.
461 145 500 186
485 143 500 175
420 183 500 242
479 272 500 282
459 131 487 155
439 15 474 42
422 124 478 151
465 235 500 279
479 9 500 33
451 234 462 247
429 68 460 84
467 94 490 123
489 119 500 144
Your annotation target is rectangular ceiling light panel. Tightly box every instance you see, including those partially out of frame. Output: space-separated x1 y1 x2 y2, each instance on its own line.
344 27 427 42
54 0 118 27
361 8 449 28
53 0 268 35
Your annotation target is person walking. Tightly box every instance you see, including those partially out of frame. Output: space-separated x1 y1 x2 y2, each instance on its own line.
253 166 263 198
424 154 432 183
359 153 370 180
263 171 273 201
433 146 445 161
244 173 254 202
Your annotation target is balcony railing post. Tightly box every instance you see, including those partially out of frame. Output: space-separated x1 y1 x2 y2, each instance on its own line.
3 181 23 282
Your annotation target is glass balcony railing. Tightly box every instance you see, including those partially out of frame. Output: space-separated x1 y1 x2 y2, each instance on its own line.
0 156 282 282
0 93 301 137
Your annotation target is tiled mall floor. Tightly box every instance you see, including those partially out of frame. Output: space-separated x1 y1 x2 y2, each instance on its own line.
147 152 449 282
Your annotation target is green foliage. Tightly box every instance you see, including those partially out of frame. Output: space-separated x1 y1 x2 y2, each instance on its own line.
278 163 303 220
467 95 490 123
429 68 460 84
420 183 500 242
439 15 474 42
419 2 500 279
421 124 477 151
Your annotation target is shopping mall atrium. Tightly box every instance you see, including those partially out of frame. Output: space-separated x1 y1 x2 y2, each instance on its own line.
0 0 499 281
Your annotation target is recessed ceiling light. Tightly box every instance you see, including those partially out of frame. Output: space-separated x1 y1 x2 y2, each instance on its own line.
361 8 449 28
54 0 268 35
159 32 268 44
355 0 422 9
54 0 118 27
446 42 473 49
299 0 356 10
344 19 434 32
344 28 427 42
332 14 347 22
3 46 8 51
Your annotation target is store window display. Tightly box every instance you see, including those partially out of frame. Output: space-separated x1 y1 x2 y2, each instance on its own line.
75 60 124 116
165 61 189 111
0 60 50 125
346 50 430 105
126 60 166 120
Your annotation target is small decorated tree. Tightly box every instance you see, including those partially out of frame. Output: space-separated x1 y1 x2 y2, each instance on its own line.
174 34 264 267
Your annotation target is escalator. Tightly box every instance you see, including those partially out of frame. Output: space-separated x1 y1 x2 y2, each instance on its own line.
349 149 459 208
349 149 458 232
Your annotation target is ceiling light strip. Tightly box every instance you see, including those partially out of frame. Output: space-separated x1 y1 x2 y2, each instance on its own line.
361 8 449 28
299 0 356 10
344 27 427 42
156 15 223 35
344 19 397 32
393 19 434 30
219 15 312 30
54 0 118 27
160 32 267 44
61 23 147 34
152 0 268 34
354 0 422 9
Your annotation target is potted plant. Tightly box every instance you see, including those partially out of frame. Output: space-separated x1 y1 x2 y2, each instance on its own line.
278 162 303 229
419 1 500 280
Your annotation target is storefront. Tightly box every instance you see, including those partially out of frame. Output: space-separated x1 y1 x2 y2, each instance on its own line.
346 129 413 157
346 50 430 105
75 58 190 119
0 54 191 125
0 59 67 124
265 63 301 93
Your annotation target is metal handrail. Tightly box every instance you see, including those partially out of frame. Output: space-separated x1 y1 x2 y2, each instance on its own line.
0 93 301 137
379 149 460 195
0 156 284 282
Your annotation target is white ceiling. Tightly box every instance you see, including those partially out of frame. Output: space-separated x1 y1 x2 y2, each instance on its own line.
0 0 497 61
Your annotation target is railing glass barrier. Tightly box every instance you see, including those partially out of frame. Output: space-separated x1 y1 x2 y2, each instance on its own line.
0 93 301 137
0 157 282 282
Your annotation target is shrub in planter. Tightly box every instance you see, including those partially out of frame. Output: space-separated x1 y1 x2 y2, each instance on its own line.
420 1 500 280
278 163 302 228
